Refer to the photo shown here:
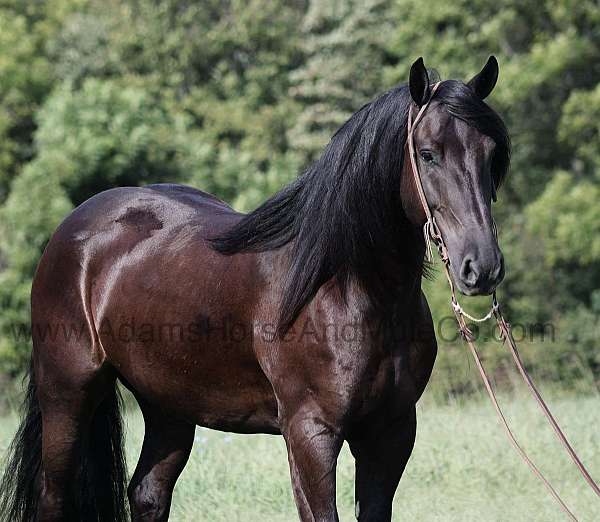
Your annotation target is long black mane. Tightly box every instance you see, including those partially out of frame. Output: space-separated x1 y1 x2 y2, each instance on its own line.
211 80 510 333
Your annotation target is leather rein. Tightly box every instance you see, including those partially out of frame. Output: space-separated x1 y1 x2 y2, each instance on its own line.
407 82 600 520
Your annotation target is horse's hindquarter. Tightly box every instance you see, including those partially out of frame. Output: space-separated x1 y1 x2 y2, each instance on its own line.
33 185 280 434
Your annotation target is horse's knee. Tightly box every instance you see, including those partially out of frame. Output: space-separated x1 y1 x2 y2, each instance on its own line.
37 471 75 522
128 479 172 522
37 491 64 522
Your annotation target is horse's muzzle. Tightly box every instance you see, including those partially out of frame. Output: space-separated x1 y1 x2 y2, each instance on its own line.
456 250 505 296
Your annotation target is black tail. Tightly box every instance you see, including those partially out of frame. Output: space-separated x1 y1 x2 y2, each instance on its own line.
0 364 42 522
0 362 128 521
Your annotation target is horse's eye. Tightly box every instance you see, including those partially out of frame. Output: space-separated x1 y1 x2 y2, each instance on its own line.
419 150 435 164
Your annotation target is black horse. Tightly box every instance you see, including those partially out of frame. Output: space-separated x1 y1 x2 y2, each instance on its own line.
0 56 509 521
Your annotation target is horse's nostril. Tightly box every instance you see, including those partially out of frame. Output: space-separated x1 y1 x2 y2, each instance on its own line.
458 253 504 294
492 261 502 280
493 254 505 284
460 257 479 287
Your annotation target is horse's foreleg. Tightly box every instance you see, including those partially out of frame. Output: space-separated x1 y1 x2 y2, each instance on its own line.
128 404 195 522
282 409 343 522
347 406 417 521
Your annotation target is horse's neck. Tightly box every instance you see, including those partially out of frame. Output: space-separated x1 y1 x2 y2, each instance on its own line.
265 227 425 310
376 225 426 295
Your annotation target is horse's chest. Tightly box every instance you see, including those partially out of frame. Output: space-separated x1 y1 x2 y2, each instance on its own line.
335 343 418 418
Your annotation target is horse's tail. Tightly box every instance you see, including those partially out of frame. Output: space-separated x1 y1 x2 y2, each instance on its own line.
0 361 129 522
0 362 43 522
79 379 129 522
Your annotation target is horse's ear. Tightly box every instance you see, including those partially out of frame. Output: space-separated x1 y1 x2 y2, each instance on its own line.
468 56 499 100
409 57 431 107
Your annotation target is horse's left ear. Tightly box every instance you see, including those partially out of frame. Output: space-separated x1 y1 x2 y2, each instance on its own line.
409 57 431 107
467 56 499 100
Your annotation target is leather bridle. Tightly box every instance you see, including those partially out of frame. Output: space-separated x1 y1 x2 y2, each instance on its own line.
408 81 498 322
406 81 600 521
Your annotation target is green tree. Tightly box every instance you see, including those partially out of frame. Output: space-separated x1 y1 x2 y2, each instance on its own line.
32 78 196 204
0 0 87 200
0 165 72 373
0 0 599 382
288 0 394 162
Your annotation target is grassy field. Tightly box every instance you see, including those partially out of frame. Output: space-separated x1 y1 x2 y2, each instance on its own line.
1 388 599 521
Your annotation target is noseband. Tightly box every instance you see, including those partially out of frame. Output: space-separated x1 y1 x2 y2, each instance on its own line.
405 81 600 520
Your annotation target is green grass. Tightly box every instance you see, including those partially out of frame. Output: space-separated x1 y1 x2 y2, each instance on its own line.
1 388 599 521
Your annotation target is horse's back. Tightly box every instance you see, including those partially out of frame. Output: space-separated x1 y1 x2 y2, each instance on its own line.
56 183 238 235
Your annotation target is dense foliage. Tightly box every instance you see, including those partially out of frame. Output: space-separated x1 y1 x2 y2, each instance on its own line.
0 0 598 390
